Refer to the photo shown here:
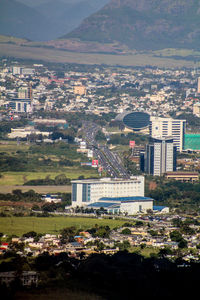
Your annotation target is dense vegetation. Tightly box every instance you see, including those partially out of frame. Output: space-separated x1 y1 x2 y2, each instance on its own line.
146 179 200 213
1 250 200 299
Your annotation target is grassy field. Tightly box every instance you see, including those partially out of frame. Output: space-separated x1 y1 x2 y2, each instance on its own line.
0 43 196 68
0 169 98 186
0 216 126 236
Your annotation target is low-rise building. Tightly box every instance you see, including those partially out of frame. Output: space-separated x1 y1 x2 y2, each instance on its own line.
165 171 199 182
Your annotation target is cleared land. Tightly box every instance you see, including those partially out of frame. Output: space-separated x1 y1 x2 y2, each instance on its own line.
0 185 71 194
0 43 196 68
0 216 126 236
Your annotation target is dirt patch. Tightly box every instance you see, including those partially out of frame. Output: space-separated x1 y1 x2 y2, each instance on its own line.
149 181 157 190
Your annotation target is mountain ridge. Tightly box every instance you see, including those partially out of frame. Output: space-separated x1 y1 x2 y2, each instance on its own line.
64 0 200 50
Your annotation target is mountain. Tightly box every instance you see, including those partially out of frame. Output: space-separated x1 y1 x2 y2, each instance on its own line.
0 0 109 41
0 0 56 41
34 0 109 39
65 0 200 50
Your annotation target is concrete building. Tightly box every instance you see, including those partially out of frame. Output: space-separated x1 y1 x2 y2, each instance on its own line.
9 98 32 113
71 177 144 208
193 102 200 117
165 171 199 182
0 271 38 287
87 196 154 215
141 137 176 176
73 85 86 96
18 85 32 99
150 116 186 152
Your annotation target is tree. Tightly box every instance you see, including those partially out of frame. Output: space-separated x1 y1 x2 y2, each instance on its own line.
170 230 183 242
178 239 188 249
60 227 76 244
121 228 131 235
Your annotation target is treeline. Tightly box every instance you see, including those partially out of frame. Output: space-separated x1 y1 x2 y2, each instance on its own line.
24 174 71 186
0 189 41 202
147 180 200 210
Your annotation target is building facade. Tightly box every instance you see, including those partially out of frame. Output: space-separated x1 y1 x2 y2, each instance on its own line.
193 102 200 117
9 98 32 113
71 177 145 207
141 137 176 176
150 116 186 152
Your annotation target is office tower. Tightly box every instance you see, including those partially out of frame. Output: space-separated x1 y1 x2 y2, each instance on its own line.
150 116 186 152
142 137 176 176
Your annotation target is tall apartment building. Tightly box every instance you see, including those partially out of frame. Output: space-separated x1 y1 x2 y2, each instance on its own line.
141 137 176 176
18 85 32 99
71 177 144 207
149 116 186 152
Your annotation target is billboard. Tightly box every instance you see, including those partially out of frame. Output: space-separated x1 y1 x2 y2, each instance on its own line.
81 162 92 166
87 149 93 158
129 140 135 148
92 160 98 167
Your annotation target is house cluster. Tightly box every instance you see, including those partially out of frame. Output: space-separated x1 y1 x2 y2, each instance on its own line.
0 61 200 120
1 215 200 261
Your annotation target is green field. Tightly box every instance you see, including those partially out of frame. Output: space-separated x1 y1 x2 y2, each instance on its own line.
0 216 126 236
0 169 98 186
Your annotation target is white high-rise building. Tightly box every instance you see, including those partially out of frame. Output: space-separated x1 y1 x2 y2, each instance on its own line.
150 116 186 152
71 177 144 207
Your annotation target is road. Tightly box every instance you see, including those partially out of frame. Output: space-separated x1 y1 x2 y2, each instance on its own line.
82 121 130 179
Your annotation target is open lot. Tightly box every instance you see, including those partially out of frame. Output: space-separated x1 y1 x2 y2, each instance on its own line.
0 216 126 236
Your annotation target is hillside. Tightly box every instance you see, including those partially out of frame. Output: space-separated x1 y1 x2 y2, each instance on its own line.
0 0 55 41
0 0 109 41
64 0 200 50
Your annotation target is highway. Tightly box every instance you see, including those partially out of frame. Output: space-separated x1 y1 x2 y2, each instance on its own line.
82 121 130 179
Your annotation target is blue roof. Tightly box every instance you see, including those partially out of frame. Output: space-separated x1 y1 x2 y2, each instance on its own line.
100 196 153 202
153 206 167 211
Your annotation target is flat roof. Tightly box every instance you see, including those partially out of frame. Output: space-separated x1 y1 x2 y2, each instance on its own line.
166 171 199 175
71 177 143 184
100 196 153 202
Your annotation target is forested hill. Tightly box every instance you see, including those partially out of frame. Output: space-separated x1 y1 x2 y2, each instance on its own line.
65 0 200 50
